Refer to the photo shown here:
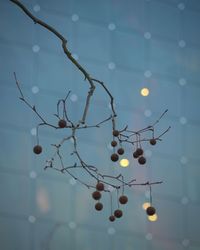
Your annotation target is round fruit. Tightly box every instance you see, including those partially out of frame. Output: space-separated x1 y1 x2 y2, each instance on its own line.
109 215 115 222
96 182 104 191
150 138 157 145
111 140 117 147
114 209 123 218
92 191 101 200
112 130 119 137
136 148 143 156
138 156 146 165
146 206 156 216
95 202 103 211
33 145 42 155
111 153 119 162
119 195 128 205
58 119 67 128
117 148 124 155
133 151 139 159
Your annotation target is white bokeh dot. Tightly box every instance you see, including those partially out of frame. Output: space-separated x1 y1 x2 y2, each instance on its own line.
69 178 77 186
182 239 190 247
32 45 40 53
108 23 116 31
107 227 116 235
179 40 186 48
30 128 37 136
179 78 187 86
144 70 152 78
181 196 189 205
72 54 79 60
69 221 77 229
180 116 187 125
72 14 79 22
108 62 116 70
31 86 39 94
146 233 153 240
33 4 40 12
70 94 78 102
28 215 36 223
144 32 151 39
29 171 37 179
180 156 188 165
145 150 152 158
178 3 185 10
144 109 152 117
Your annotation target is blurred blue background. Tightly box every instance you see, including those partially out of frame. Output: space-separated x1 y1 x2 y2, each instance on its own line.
0 0 200 249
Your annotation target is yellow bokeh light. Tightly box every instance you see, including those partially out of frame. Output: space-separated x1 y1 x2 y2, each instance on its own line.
120 159 129 168
148 214 158 222
142 202 151 210
141 88 149 96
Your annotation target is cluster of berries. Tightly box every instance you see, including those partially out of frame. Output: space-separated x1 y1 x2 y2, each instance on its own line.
110 129 157 165
33 123 157 222
110 130 125 162
92 182 128 222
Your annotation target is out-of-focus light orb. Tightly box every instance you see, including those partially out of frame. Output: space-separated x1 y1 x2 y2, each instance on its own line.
145 233 153 240
178 3 185 11
33 4 40 12
144 109 152 117
179 40 186 48
36 188 50 213
181 196 189 205
107 227 116 235
182 239 190 247
72 14 79 22
69 221 77 230
119 159 129 167
148 214 158 222
142 202 151 210
28 215 36 223
108 23 116 31
141 88 149 96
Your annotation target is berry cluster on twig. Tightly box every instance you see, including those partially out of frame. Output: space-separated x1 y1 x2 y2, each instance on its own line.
11 0 170 222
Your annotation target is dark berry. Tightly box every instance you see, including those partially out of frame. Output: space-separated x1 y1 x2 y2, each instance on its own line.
109 215 115 222
114 209 123 218
150 138 157 145
33 145 42 155
119 195 128 205
112 130 119 137
136 148 143 156
95 202 103 211
146 206 156 216
96 182 104 191
117 148 124 155
133 151 139 159
138 156 146 165
111 153 119 162
111 140 117 147
58 119 67 128
92 191 101 200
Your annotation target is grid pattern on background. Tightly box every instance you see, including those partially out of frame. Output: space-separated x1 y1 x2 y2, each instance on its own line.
0 0 200 250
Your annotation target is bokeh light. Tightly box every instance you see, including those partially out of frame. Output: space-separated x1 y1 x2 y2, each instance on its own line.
119 159 129 167
148 214 158 222
142 202 151 210
141 88 149 96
